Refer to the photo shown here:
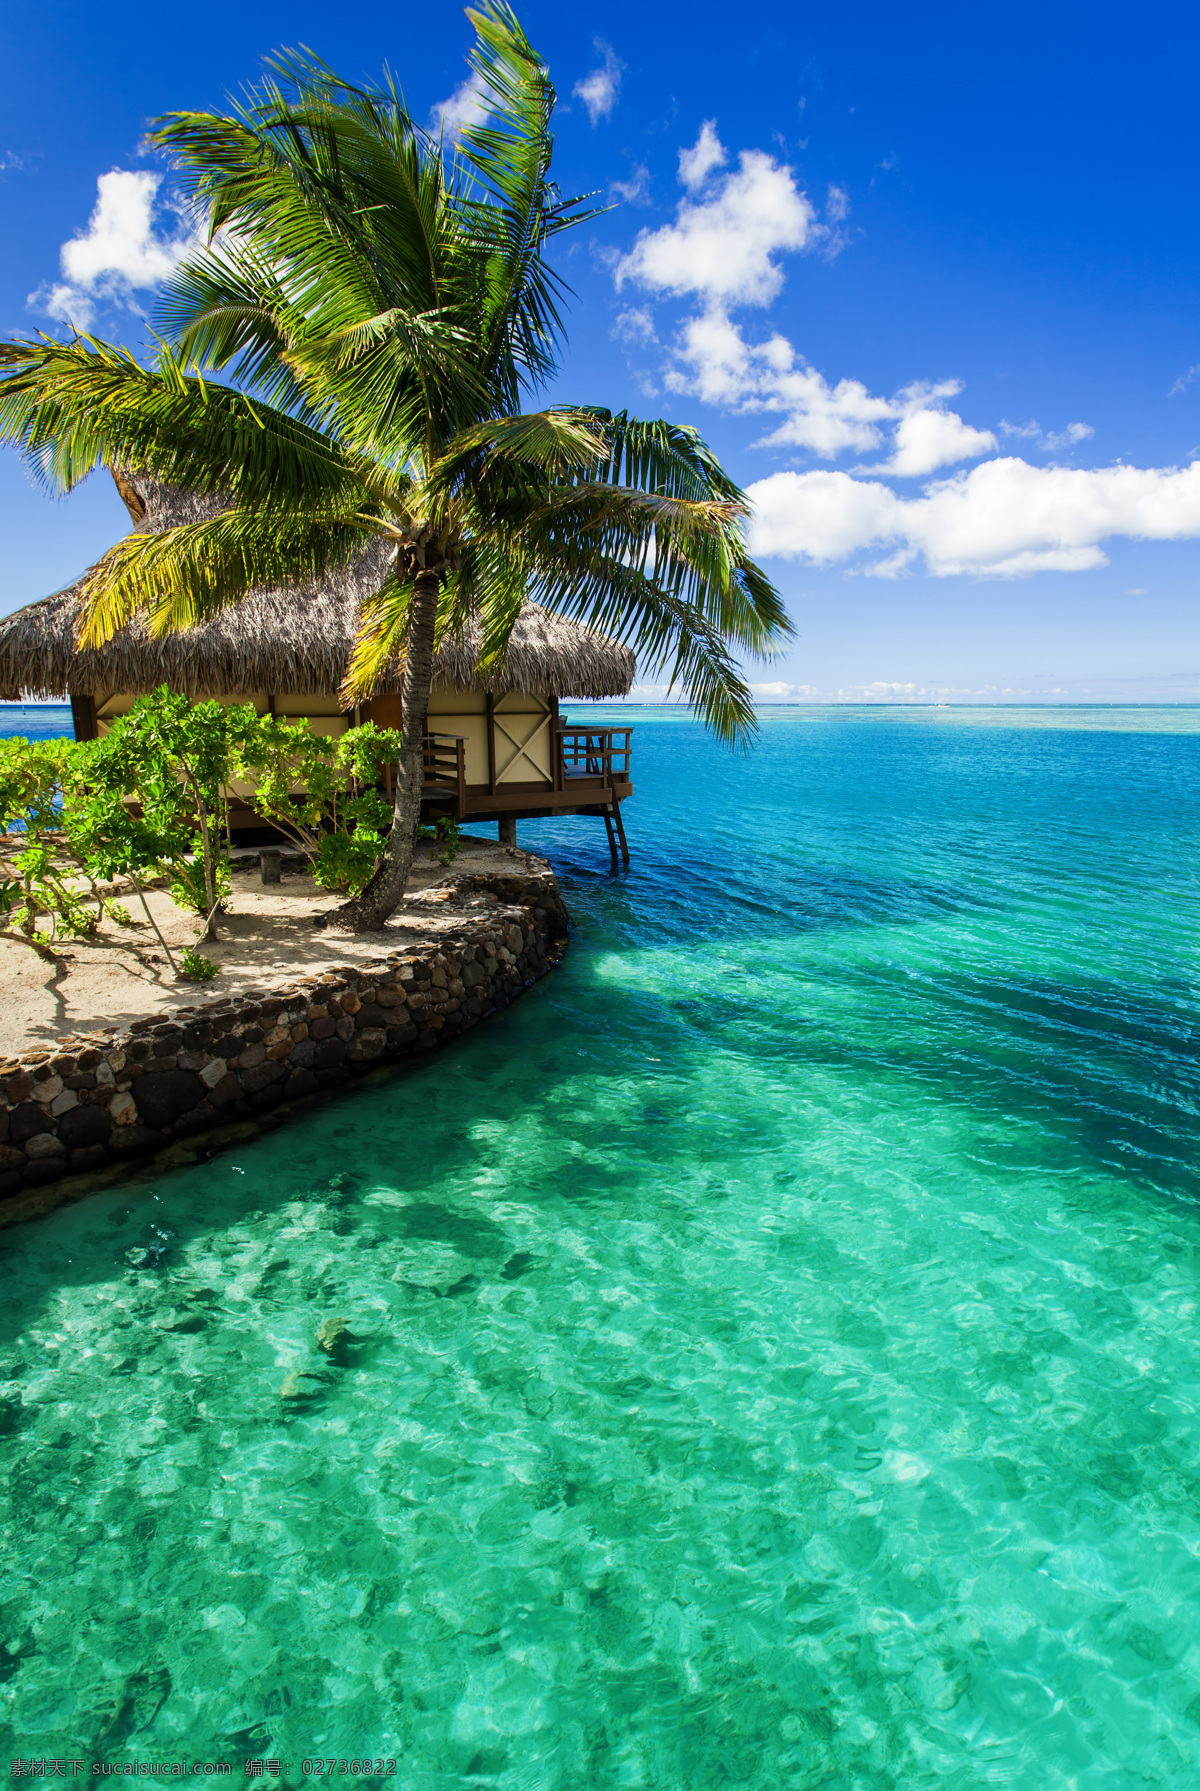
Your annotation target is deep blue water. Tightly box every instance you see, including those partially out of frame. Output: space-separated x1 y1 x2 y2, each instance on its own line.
3 702 1200 1787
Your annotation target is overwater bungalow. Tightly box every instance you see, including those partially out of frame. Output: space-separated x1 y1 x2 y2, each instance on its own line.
0 474 634 861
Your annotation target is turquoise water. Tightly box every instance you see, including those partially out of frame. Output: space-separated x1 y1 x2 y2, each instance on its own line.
4 704 1200 1786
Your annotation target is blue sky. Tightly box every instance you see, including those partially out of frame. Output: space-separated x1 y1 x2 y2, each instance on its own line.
2 0 1199 701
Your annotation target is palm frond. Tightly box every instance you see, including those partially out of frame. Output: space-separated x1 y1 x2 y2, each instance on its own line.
0 336 362 507
78 506 370 646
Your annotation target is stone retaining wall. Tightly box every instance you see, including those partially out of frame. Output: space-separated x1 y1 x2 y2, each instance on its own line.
0 860 568 1225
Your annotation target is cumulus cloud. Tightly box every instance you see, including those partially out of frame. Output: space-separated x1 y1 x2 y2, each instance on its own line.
750 680 818 698
29 169 195 331
663 314 994 473
615 133 985 476
611 117 1188 580
747 457 1200 577
877 387 997 476
678 121 726 191
616 148 816 309
431 69 491 138
574 42 622 125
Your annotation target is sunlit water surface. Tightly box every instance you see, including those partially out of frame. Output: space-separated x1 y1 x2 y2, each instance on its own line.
3 703 1200 1788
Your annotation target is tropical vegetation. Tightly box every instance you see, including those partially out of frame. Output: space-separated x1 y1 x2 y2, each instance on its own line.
0 3 790 931
0 689 430 978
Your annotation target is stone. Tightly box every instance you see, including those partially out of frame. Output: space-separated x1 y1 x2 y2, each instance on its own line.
58 1104 113 1149
0 1170 23 1200
69 1145 110 1174
173 1104 218 1138
237 1043 267 1070
30 1075 64 1105
25 1133 66 1160
107 1125 162 1159
354 1003 386 1030
5 1074 33 1104
312 1038 346 1069
339 991 362 1015
65 1073 96 1091
49 1089 79 1117
22 1160 64 1187
10 1103 55 1145
0 1145 24 1171
241 1060 284 1095
284 1069 320 1100
249 1086 283 1114
199 1057 228 1088
108 1091 138 1127
132 1071 206 1130
288 1038 316 1069
315 1066 351 1089
309 1016 336 1040
346 1029 386 1062
462 962 487 988
206 1074 242 1108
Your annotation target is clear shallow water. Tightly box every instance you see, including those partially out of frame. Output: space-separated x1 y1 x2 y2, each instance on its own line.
4 705 1200 1786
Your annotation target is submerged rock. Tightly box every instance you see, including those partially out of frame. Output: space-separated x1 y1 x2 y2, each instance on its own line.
316 1316 352 1359
280 1371 326 1402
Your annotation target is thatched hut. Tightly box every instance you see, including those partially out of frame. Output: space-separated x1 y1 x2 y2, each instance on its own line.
0 473 634 853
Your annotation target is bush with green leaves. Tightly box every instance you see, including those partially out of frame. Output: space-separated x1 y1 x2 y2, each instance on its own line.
0 735 125 959
65 688 250 966
232 717 403 896
0 688 418 973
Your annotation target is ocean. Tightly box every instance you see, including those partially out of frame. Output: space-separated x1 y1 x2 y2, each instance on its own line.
2 702 1199 1786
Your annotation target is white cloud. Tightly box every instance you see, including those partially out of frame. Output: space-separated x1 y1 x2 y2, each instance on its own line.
664 314 994 473
750 680 818 698
431 70 491 139
879 386 997 476
614 135 986 476
29 169 195 331
1170 365 1200 397
747 457 1200 577
616 150 816 309
678 121 726 191
610 164 650 204
574 42 622 126
999 418 1094 452
612 306 657 346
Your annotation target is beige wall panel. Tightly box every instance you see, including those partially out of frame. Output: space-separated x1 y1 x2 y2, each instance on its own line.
427 685 489 782
494 694 552 783
428 685 486 714
427 712 489 784
275 693 348 718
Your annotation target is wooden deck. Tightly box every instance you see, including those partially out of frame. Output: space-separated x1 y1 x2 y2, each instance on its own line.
420 725 633 862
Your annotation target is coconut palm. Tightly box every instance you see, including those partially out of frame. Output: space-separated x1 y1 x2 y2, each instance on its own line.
0 3 791 930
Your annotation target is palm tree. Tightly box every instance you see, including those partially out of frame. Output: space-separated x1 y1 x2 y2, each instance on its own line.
0 3 791 931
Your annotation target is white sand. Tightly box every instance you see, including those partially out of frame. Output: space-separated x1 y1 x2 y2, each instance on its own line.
0 836 532 1057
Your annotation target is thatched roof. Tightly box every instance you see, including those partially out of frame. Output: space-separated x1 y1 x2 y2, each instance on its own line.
0 473 636 702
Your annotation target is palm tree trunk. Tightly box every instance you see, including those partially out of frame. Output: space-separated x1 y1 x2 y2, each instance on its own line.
331 568 439 932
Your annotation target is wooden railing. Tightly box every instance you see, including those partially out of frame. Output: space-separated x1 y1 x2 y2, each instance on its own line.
421 733 467 814
557 726 633 790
